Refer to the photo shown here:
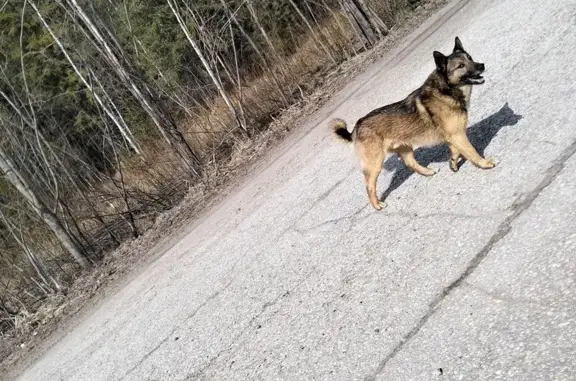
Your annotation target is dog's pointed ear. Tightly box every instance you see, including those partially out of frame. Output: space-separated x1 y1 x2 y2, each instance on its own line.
433 51 447 72
453 36 464 52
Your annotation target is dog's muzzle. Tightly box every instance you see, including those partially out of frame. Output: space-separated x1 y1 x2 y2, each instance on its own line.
465 62 485 85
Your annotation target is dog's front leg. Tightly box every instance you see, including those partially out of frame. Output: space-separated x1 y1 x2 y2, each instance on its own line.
447 133 496 169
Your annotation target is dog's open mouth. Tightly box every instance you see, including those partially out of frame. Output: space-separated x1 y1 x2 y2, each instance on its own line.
465 73 485 85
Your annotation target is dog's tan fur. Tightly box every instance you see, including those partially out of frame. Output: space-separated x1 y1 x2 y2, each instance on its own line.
332 37 495 210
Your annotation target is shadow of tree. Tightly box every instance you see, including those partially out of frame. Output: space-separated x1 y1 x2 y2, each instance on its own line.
380 102 523 201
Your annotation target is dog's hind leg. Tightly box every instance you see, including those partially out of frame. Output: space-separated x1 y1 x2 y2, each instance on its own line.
395 145 439 176
448 144 461 172
358 143 386 210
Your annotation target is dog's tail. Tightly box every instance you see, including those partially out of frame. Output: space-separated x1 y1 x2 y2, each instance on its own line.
331 118 353 144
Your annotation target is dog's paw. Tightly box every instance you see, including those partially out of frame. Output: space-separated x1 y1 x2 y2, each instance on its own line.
479 158 498 169
372 201 386 211
449 159 459 172
422 167 439 176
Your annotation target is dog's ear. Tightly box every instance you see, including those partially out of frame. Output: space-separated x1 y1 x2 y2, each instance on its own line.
453 36 465 52
433 51 447 72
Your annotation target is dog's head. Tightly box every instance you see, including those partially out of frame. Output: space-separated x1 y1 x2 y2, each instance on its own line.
433 37 485 86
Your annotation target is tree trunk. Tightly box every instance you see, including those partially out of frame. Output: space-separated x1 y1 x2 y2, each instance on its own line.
0 148 90 269
287 0 337 64
321 0 353 58
27 0 141 155
59 0 203 176
0 209 61 292
244 0 281 61
339 0 388 48
355 0 388 37
220 0 289 105
167 0 247 136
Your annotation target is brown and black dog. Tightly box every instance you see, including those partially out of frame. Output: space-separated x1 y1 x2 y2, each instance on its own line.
332 37 495 210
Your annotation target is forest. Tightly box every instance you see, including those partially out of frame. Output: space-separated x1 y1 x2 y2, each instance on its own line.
0 0 422 352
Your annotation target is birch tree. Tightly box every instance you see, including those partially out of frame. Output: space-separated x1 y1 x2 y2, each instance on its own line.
55 0 203 175
167 0 247 135
26 0 141 155
288 0 337 64
0 146 90 269
219 0 289 105
339 0 388 47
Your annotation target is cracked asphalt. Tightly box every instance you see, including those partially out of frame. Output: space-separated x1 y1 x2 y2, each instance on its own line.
14 0 576 380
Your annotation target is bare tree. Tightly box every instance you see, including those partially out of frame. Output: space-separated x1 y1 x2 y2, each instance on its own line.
219 0 289 105
0 209 61 293
167 0 247 135
56 0 203 175
0 146 89 269
288 0 337 64
339 0 388 47
244 0 281 60
27 0 141 155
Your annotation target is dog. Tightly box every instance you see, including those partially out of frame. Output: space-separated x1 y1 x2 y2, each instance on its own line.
331 37 495 210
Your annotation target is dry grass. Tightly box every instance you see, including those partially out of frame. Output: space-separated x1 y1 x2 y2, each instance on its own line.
64 12 355 253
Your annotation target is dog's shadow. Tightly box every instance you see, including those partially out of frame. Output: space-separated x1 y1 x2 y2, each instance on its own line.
381 102 523 201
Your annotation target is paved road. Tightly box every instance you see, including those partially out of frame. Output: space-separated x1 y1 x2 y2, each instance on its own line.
16 0 576 380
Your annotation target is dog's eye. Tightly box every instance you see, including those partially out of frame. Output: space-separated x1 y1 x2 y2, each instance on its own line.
458 63 465 69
